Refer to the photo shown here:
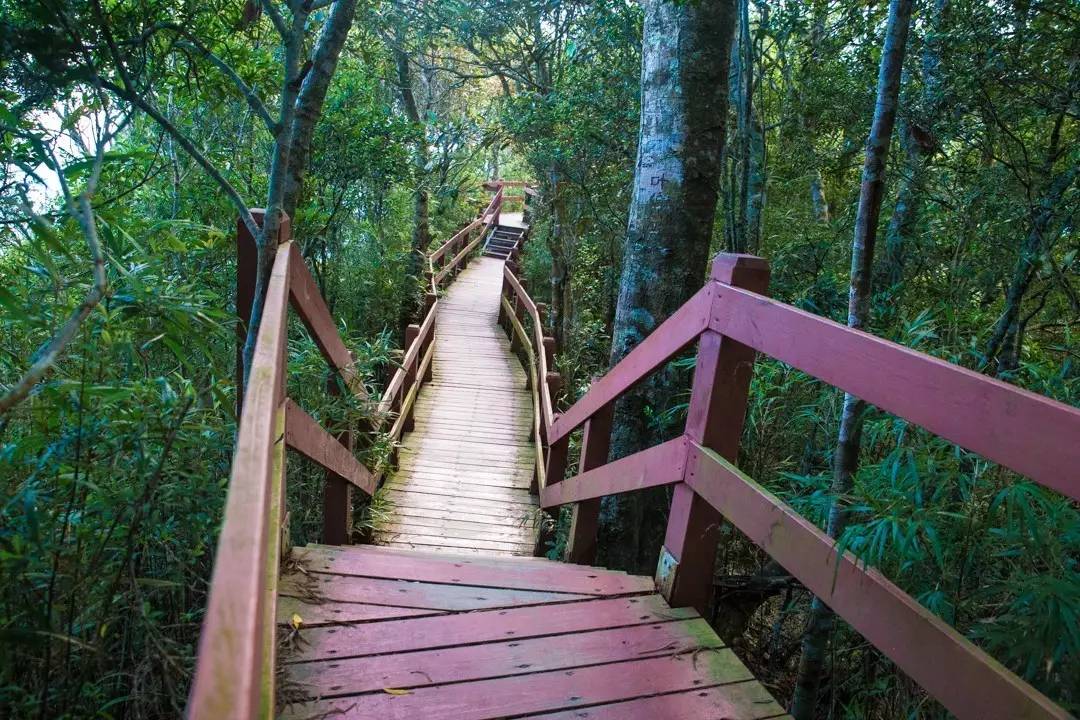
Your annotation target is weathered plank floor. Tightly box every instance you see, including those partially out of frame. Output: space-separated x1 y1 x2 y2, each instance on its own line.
373 250 538 556
278 544 789 720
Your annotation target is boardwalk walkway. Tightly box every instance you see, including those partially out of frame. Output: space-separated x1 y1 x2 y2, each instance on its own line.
277 544 788 720
190 186 1080 720
373 254 538 555
274 215 788 719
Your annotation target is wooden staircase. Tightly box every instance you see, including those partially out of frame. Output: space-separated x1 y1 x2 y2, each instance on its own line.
483 224 526 259
276 544 786 720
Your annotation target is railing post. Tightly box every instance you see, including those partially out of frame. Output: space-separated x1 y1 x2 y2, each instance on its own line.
508 291 522 352
402 324 420 431
498 276 510 327
565 397 613 564
542 336 556 369
323 371 353 545
656 253 770 613
537 399 567 555
422 310 435 383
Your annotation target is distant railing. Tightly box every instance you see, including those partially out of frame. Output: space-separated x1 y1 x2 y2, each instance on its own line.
500 249 1080 720
189 189 503 719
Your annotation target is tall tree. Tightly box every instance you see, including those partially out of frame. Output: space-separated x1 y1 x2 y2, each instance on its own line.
789 0 916 716
603 0 738 570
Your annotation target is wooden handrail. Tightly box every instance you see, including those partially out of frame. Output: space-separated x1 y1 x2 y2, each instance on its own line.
531 249 1080 720
686 444 1071 720
191 185 533 717
190 240 293 719
706 284 1080 498
502 267 555 432
548 283 714 443
191 215 388 718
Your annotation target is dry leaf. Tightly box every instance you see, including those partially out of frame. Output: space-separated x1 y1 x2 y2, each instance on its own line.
291 613 303 630
383 688 411 696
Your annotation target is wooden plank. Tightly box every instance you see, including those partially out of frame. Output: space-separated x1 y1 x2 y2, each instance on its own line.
284 400 375 495
378 520 535 545
189 241 292 720
384 479 534 504
393 467 533 489
686 444 1070 720
280 573 592 613
284 619 723 700
395 462 534 483
375 513 536 537
276 596 441 627
387 504 537 527
387 513 535 538
541 437 689 508
532 683 788 720
295 546 643 587
288 243 368 400
374 532 535 554
280 649 755 720
282 594 694 662
710 283 1080 501
400 435 536 457
381 489 536 513
550 284 714 442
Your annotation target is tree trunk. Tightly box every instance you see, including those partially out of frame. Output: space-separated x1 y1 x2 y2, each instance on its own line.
393 38 432 333
984 164 1077 374
242 8 308 387
880 0 949 293
810 169 830 222
601 0 738 572
789 1 915 717
546 174 572 350
282 0 359 218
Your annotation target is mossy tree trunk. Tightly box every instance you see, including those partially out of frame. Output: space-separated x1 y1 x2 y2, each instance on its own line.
601 0 738 572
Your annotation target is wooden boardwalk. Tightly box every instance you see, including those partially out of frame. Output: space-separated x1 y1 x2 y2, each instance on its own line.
277 544 788 720
275 218 787 718
191 187 1080 720
373 251 538 556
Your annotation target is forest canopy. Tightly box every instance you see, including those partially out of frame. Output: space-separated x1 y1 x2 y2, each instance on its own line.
1 0 1077 718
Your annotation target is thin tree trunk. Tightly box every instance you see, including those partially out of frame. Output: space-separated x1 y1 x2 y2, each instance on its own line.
547 173 571 350
242 7 308 386
984 164 1077 373
880 0 948 291
392 37 432 334
282 0 360 218
789 1 915 717
810 168 830 222
601 0 738 571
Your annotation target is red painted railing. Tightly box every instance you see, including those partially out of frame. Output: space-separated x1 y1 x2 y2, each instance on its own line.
188 190 503 718
501 251 1080 720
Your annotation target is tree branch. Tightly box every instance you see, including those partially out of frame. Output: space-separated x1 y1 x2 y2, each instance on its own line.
173 37 279 133
0 136 110 415
99 80 260 240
